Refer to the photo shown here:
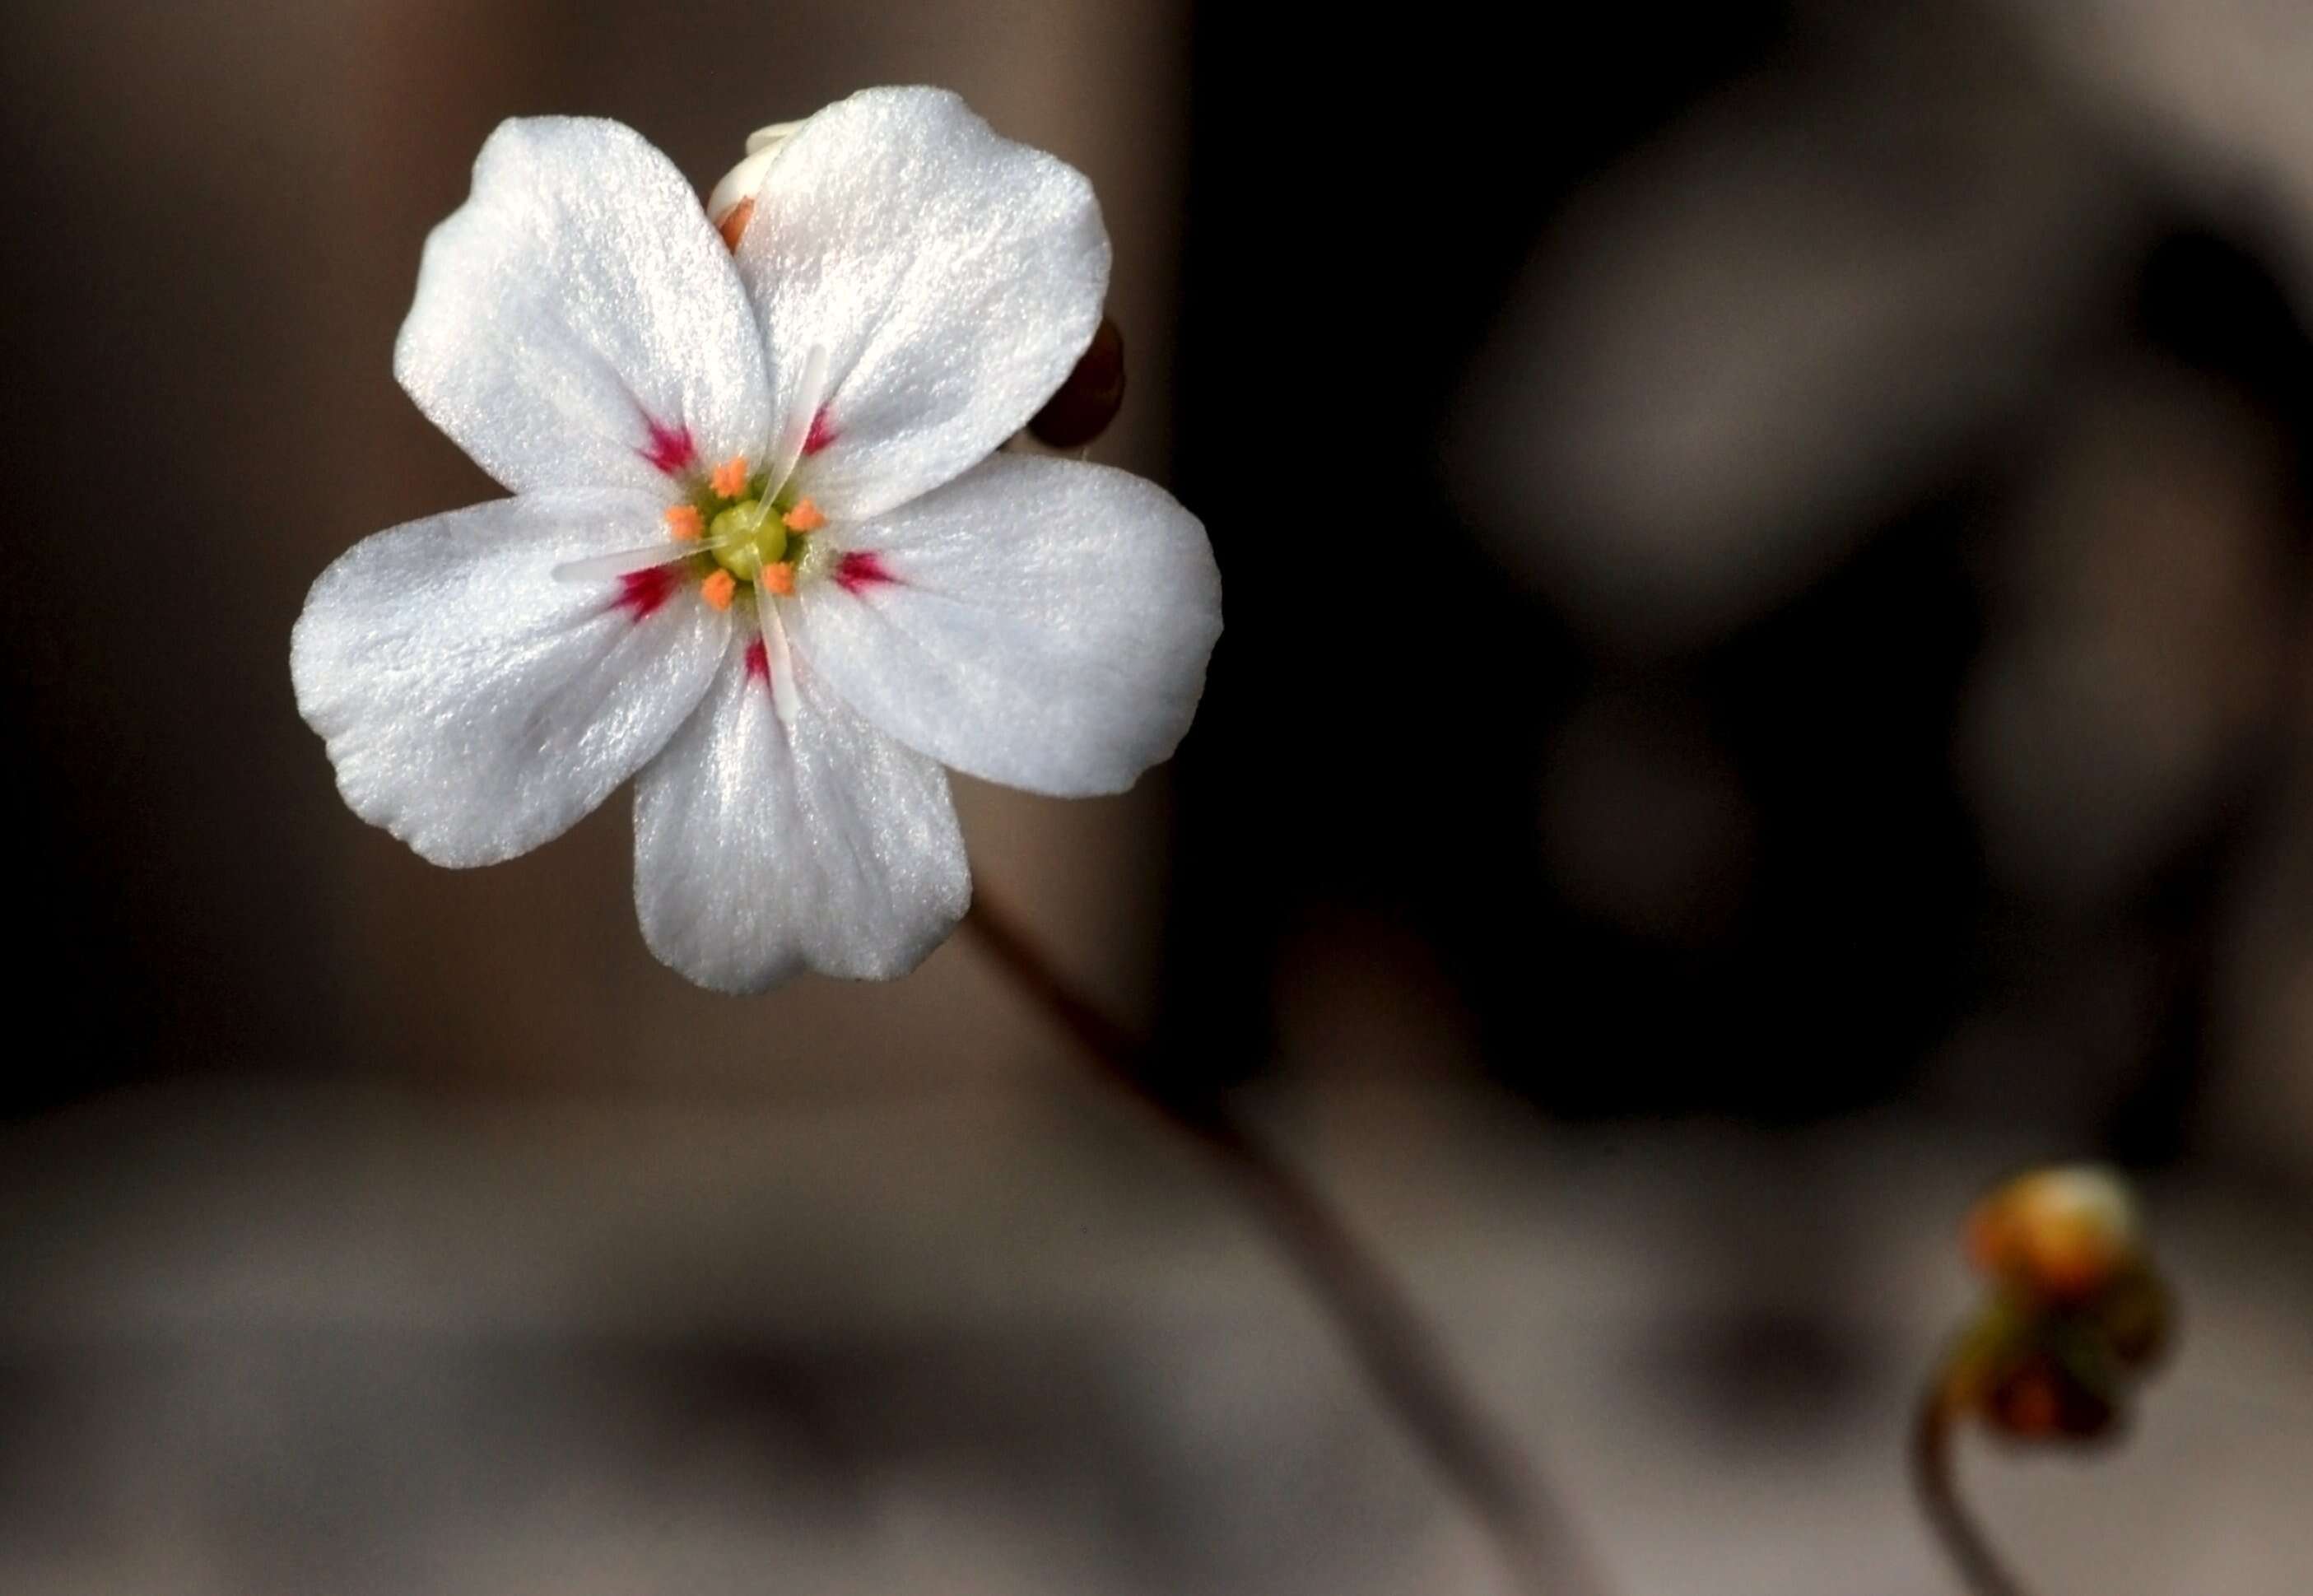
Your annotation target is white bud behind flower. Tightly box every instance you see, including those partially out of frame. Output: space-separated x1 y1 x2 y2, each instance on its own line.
706 121 808 243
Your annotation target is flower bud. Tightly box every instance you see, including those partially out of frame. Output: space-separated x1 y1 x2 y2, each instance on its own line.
707 121 807 250
1029 315 1127 449
1933 1164 2173 1454
1966 1165 2142 1303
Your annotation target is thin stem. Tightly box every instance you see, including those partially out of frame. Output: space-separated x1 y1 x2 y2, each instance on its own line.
963 893 1608 1596
1912 1381 2031 1596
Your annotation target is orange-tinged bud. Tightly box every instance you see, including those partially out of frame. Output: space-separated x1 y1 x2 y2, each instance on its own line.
1966 1166 2141 1303
1934 1164 2171 1457
706 121 806 250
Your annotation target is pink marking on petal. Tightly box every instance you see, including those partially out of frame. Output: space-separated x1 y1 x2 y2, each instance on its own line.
640 420 696 476
836 551 896 594
803 406 837 456
616 565 679 621
743 639 770 682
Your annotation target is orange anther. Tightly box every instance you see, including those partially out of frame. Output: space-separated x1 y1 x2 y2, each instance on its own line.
760 561 795 595
700 570 738 611
710 457 750 499
663 504 704 541
781 498 826 533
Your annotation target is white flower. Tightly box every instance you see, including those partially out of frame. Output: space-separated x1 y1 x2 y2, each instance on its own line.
291 86 1222 993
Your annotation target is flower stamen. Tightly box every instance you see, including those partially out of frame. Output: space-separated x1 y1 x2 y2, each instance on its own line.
763 345 832 499
553 541 705 584
554 361 844 614
757 588 801 727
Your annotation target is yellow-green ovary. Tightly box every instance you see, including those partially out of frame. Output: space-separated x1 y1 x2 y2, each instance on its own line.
709 499 786 581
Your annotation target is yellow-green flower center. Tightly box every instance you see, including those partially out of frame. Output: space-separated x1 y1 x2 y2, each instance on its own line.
673 457 829 608
709 498 787 581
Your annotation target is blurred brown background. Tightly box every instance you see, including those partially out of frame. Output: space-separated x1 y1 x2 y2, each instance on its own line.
3 2 2311 1592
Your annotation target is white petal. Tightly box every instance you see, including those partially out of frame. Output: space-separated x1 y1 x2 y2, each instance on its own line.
632 626 970 992
735 86 1110 520
395 117 772 496
789 454 1221 797
292 491 728 867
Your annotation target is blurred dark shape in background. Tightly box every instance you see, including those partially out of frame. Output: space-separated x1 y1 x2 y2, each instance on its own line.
1174 0 2313 1160
3 1 2311 1592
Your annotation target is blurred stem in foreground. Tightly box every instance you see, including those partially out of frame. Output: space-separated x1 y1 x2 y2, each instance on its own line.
1911 1166 2176 1596
963 892 1610 1596
1913 1375 2029 1596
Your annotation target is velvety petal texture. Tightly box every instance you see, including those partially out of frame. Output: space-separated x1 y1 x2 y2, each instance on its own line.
736 87 1110 521
395 118 772 496
790 454 1222 797
292 492 728 868
633 630 970 991
300 95 1220 996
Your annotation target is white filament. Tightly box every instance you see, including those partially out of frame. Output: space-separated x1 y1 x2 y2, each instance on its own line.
763 344 831 500
551 542 702 584
758 593 801 728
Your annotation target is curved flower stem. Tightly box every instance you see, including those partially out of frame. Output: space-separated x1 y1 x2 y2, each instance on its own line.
1911 1382 2030 1596
962 893 1609 1596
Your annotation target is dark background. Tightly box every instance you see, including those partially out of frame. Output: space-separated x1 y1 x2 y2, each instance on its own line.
3 2 2311 1592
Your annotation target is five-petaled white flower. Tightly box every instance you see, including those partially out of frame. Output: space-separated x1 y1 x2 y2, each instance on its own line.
291 86 1222 992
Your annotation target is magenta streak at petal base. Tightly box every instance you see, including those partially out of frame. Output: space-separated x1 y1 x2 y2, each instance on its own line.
803 407 837 456
836 551 895 594
615 565 678 621
640 420 697 476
